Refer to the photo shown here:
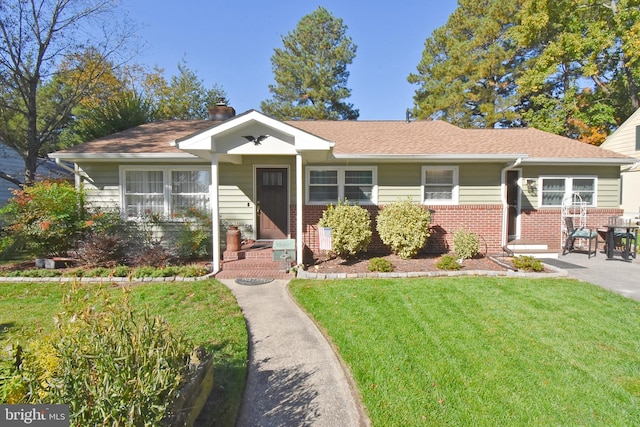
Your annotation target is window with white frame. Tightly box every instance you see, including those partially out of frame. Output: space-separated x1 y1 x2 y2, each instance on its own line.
539 176 597 207
422 166 459 204
306 166 376 204
121 167 210 218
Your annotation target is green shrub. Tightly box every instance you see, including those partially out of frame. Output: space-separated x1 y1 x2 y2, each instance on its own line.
178 264 209 277
436 254 462 270
0 181 87 257
512 255 544 272
112 265 131 277
166 208 212 262
376 199 431 259
131 266 157 278
6 286 193 425
452 227 480 260
4 269 61 278
318 200 372 259
84 267 112 277
368 257 394 272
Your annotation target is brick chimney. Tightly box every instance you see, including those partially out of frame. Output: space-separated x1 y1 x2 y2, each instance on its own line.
208 99 236 121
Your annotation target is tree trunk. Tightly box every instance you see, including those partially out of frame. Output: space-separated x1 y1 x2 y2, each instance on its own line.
25 78 40 185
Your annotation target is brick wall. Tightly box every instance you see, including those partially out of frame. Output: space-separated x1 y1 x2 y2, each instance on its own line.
290 204 624 262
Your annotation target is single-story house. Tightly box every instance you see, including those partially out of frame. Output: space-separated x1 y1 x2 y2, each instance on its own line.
600 109 640 216
49 106 634 272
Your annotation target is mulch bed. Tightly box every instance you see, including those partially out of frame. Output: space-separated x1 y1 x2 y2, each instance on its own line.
306 252 514 274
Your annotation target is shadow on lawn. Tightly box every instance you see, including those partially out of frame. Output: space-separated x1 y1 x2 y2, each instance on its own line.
0 322 15 339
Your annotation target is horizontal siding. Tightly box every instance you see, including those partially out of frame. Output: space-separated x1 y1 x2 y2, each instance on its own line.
0 144 23 206
601 114 640 157
378 163 503 205
523 165 620 208
459 164 502 204
78 163 121 207
377 164 421 204
621 171 640 214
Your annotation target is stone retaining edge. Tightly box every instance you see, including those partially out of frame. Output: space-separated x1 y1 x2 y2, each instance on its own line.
296 258 568 280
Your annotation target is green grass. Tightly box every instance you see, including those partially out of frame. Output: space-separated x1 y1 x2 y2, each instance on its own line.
290 277 640 426
0 280 247 426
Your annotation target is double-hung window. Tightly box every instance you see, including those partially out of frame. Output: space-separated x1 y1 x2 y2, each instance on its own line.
422 166 459 205
539 176 597 207
307 166 376 204
121 167 211 218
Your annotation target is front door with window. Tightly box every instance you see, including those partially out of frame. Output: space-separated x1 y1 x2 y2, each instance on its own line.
256 168 288 239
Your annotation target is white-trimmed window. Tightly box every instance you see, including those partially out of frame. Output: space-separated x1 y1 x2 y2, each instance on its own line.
121 166 210 218
306 166 376 204
539 176 597 207
422 166 459 205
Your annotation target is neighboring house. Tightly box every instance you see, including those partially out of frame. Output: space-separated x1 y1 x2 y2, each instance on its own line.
50 108 634 272
0 143 23 207
600 109 640 216
0 143 74 207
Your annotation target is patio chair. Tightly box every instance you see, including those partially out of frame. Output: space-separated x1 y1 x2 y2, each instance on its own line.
563 217 598 258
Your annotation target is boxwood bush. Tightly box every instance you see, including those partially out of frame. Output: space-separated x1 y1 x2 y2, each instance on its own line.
376 199 431 259
318 200 372 259
452 227 480 260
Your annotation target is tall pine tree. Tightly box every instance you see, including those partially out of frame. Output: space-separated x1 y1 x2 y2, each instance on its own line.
261 7 359 120
408 0 523 128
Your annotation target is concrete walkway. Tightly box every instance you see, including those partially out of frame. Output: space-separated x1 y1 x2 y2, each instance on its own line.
219 253 640 426
544 251 640 301
219 279 370 427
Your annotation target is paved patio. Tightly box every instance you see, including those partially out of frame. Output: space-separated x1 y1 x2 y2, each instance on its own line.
545 251 640 301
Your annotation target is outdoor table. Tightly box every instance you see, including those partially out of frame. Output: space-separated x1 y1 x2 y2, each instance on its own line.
601 223 638 261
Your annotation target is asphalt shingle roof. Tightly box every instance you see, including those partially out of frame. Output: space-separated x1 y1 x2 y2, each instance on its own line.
53 118 631 161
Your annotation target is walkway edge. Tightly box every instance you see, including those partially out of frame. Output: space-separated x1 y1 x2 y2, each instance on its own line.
285 281 372 427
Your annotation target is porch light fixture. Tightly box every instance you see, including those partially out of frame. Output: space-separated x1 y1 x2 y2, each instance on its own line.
526 178 537 193
242 135 269 146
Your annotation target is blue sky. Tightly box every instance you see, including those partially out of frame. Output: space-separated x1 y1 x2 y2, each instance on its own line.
124 1 459 120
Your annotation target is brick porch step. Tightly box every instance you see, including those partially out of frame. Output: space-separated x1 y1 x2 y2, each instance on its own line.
215 257 293 279
223 243 274 261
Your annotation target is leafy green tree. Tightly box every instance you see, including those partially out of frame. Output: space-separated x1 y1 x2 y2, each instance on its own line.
409 0 523 128
71 91 153 142
261 7 359 120
511 0 640 143
148 60 226 120
410 0 640 142
0 0 136 185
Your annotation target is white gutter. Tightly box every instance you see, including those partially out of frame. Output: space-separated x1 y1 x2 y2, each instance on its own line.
521 158 636 165
500 158 522 248
49 153 200 161
622 161 640 172
332 153 527 161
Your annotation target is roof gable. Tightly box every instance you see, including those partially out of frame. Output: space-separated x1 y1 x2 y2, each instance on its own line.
175 110 334 156
601 108 640 158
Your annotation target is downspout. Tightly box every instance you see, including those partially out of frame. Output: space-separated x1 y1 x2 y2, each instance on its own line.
500 158 522 248
296 154 303 265
622 161 640 172
210 156 221 274
54 158 92 182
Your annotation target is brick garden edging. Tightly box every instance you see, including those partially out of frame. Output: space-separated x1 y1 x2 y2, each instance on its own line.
0 276 204 283
295 260 568 280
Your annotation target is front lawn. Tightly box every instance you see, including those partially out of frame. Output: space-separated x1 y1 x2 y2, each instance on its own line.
0 280 247 426
290 277 640 426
